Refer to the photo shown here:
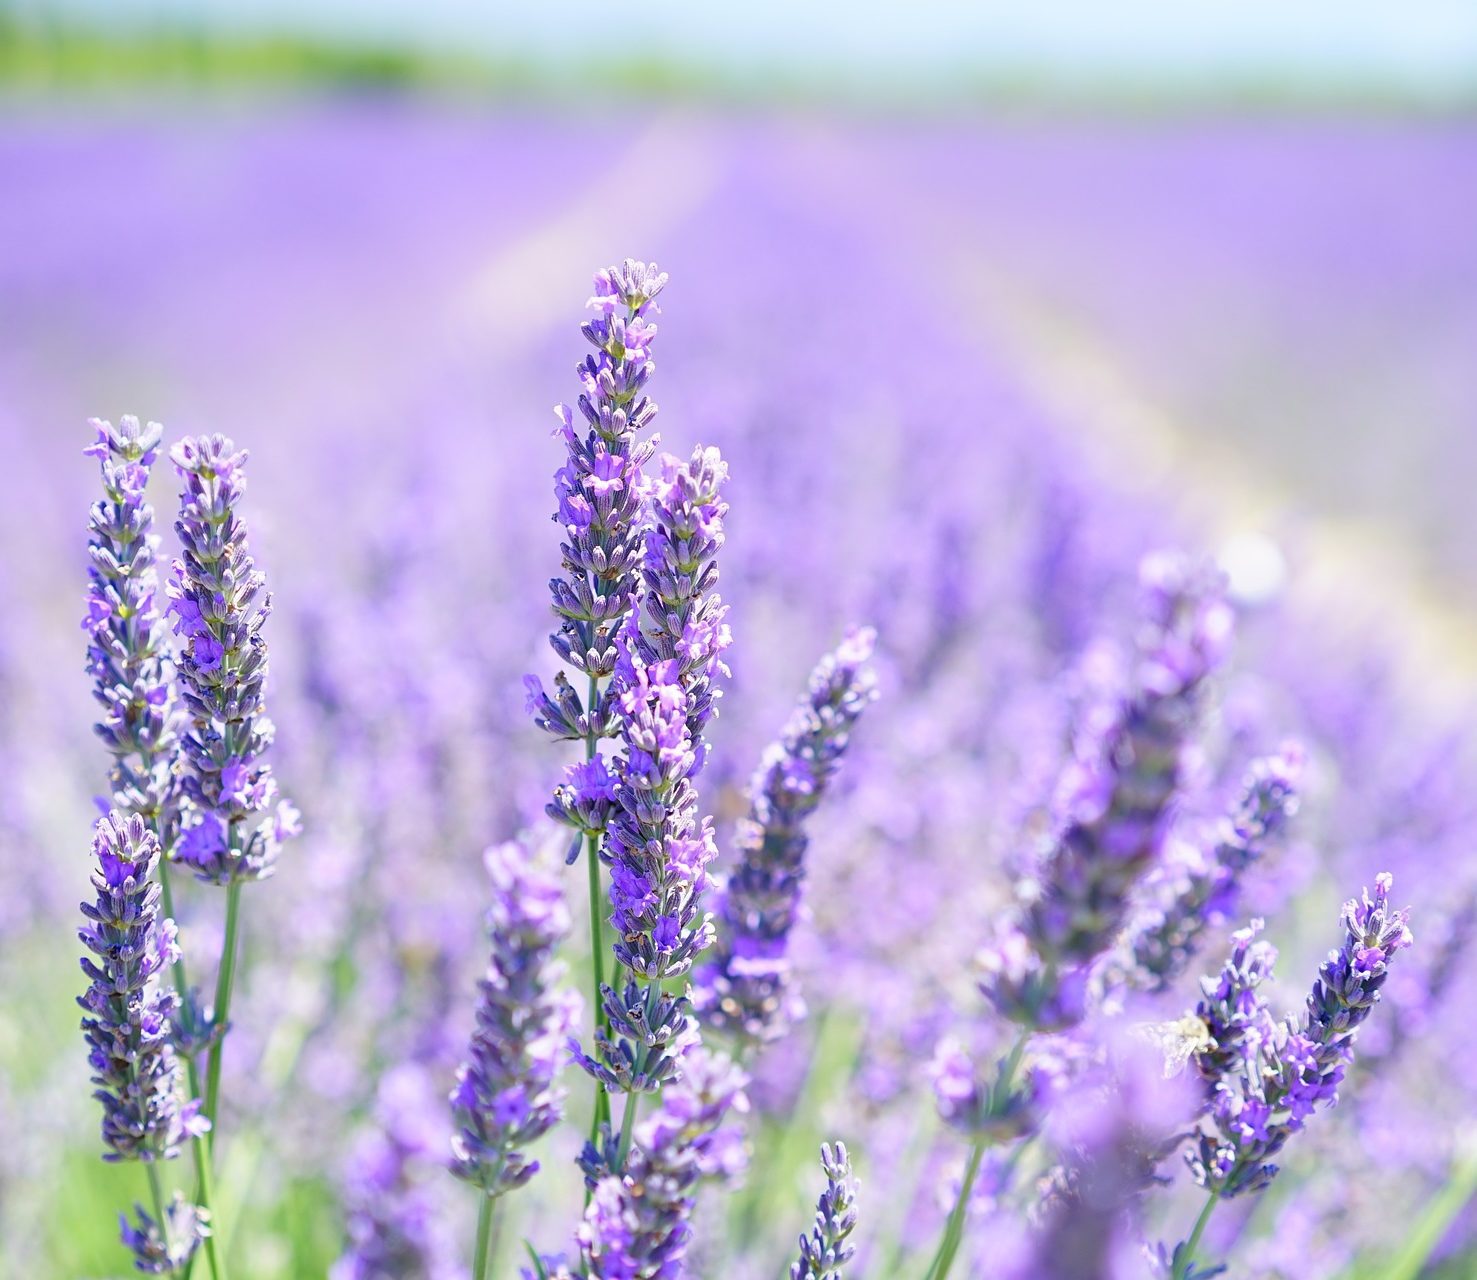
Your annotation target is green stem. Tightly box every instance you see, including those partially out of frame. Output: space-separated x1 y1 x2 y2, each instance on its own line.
585 674 612 1144
472 1196 498 1280
616 1090 641 1170
192 1134 226 1280
922 1029 1030 1280
202 879 244 1149
1173 1190 1221 1280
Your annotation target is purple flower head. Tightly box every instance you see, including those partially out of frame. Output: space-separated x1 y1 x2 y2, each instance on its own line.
790 1142 859 1280
449 839 580 1198
696 628 878 1047
1116 747 1303 995
119 1193 209 1275
1189 875 1412 1198
1192 918 1280 1089
536 260 668 784
572 1046 748 1279
168 433 293 883
82 416 182 831
983 553 1232 1031
78 811 206 1163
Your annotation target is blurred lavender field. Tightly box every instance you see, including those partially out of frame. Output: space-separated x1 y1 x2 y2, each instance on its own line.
4 98 1477 1277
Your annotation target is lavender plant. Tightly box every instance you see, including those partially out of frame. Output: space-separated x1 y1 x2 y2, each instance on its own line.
530 259 668 1139
167 432 298 1157
450 840 580 1278
697 629 878 1049
1170 873 1413 1278
78 810 209 1272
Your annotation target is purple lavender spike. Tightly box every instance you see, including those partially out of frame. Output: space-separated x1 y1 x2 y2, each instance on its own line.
696 628 878 1048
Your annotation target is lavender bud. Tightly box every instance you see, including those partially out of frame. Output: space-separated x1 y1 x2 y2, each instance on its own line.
168 434 297 883
78 811 205 1163
697 628 878 1047
790 1142 860 1280
449 840 580 1198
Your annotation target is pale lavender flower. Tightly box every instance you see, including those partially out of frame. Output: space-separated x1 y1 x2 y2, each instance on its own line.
1190 874 1412 1197
697 628 878 1047
450 840 580 1196
82 415 181 830
790 1142 859 1280
168 434 298 883
1192 919 1279 1090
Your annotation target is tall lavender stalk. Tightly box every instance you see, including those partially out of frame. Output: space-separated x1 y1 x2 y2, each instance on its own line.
532 260 667 1134
450 840 580 1280
167 434 298 1153
697 629 878 1049
83 416 219 1278
926 554 1231 1280
1170 874 1413 1279
571 445 731 1168
79 811 209 1273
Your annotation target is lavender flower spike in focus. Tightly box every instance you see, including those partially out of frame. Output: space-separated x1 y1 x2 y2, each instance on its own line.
451 841 580 1203
698 628 878 1048
78 811 208 1270
82 416 181 828
791 1142 860 1280
575 447 731 1102
1173 876 1412 1280
168 434 297 885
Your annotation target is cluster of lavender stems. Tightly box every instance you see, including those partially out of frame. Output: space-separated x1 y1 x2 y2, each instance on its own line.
81 417 292 1277
1168 873 1413 1279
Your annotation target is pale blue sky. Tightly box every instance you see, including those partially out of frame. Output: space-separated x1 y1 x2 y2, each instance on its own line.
32 0 1477 91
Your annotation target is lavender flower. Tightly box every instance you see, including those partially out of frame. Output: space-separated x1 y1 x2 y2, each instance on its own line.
791 1142 859 1280
572 1048 748 1279
980 553 1233 1031
1191 919 1279 1089
697 628 878 1047
82 416 181 829
1189 874 1412 1198
575 448 730 1093
119 1193 211 1276
78 811 204 1164
536 260 667 843
450 840 580 1197
1120 749 1302 993
168 433 298 884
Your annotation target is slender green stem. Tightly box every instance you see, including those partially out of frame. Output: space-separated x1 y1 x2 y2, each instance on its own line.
616 1090 641 1170
145 1162 177 1276
192 1133 226 1280
921 1029 1030 1280
1173 1190 1221 1280
202 879 244 1149
472 1196 498 1280
584 673 612 1142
